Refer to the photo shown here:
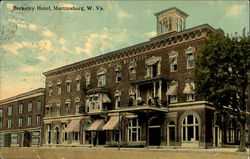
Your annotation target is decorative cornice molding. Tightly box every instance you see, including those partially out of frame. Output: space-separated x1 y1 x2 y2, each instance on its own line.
43 24 217 78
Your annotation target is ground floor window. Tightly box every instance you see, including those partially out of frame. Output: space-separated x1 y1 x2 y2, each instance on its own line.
182 115 199 142
32 131 40 145
113 130 122 142
168 121 175 144
46 124 52 144
128 118 141 141
73 132 79 141
62 123 68 142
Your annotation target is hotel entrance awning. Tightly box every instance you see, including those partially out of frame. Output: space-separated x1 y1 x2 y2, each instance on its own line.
63 120 80 132
87 119 105 131
102 116 119 130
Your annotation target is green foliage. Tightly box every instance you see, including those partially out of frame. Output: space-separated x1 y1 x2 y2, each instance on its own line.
195 32 250 114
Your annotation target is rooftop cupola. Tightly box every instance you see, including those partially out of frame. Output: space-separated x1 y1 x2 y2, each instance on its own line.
155 7 188 36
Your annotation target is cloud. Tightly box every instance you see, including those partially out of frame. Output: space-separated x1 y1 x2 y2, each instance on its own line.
37 40 52 51
36 55 47 61
62 46 74 54
17 23 38 31
8 19 18 23
75 47 84 54
42 29 55 37
23 65 38 73
59 38 65 45
117 10 131 19
1 42 23 54
146 31 156 37
6 3 13 10
227 4 246 17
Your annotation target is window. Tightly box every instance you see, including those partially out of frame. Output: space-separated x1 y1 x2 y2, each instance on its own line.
27 116 32 126
36 115 41 125
65 101 71 115
76 101 80 114
115 71 122 82
98 74 106 87
170 57 177 71
66 80 71 93
85 73 91 87
28 102 33 112
166 81 178 104
18 117 23 127
49 87 53 96
168 121 175 144
8 105 12 116
182 115 199 142
76 79 81 91
183 81 195 101
19 104 23 114
46 124 52 144
7 119 12 128
0 108 3 117
0 121 2 129
145 56 161 78
129 67 136 80
62 123 68 142
73 132 79 141
128 118 141 141
57 85 61 95
37 101 41 111
114 90 121 109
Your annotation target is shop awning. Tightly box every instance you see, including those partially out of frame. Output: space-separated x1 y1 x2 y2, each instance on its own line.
87 119 105 131
183 82 195 94
102 94 111 103
102 116 119 130
166 84 177 95
63 120 80 132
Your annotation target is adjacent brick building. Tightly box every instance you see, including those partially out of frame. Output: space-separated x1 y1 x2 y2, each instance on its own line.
0 88 45 147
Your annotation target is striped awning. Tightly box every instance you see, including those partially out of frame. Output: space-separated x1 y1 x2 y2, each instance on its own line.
87 119 105 131
102 116 119 130
63 120 80 132
166 84 177 95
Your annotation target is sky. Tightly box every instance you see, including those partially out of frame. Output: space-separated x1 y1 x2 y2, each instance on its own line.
0 0 249 100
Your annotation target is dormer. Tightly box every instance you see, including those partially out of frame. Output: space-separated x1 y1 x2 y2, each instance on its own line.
155 7 188 36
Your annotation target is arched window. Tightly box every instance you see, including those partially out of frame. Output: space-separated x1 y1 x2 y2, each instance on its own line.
182 115 199 142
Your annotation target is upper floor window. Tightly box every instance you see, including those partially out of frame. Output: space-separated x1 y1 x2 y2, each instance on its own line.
19 103 23 114
176 18 184 32
85 72 91 87
37 100 41 111
169 51 178 72
166 81 178 103
66 79 72 93
145 56 162 78
57 79 62 95
185 47 195 69
76 75 81 91
115 65 122 83
0 108 3 117
75 98 80 114
97 67 107 87
28 102 33 112
8 105 12 116
183 80 195 101
129 62 137 80
18 117 23 127
7 119 12 128
48 81 53 96
65 99 71 115
27 116 32 126
0 121 2 129
36 115 41 125
114 90 121 109
56 100 61 116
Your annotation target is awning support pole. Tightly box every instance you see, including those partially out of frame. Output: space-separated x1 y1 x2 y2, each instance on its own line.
118 112 121 150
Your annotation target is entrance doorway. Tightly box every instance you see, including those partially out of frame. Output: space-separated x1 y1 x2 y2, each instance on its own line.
23 131 31 147
148 117 161 146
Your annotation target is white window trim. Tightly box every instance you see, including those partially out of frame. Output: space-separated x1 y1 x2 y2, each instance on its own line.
128 118 141 141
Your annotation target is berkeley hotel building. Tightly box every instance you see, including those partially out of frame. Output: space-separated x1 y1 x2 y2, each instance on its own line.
0 7 246 148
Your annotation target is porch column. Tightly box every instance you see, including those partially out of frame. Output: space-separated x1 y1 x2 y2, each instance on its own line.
159 80 162 104
153 81 156 98
135 85 138 106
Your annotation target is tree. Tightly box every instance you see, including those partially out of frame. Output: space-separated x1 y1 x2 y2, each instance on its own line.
195 31 250 152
